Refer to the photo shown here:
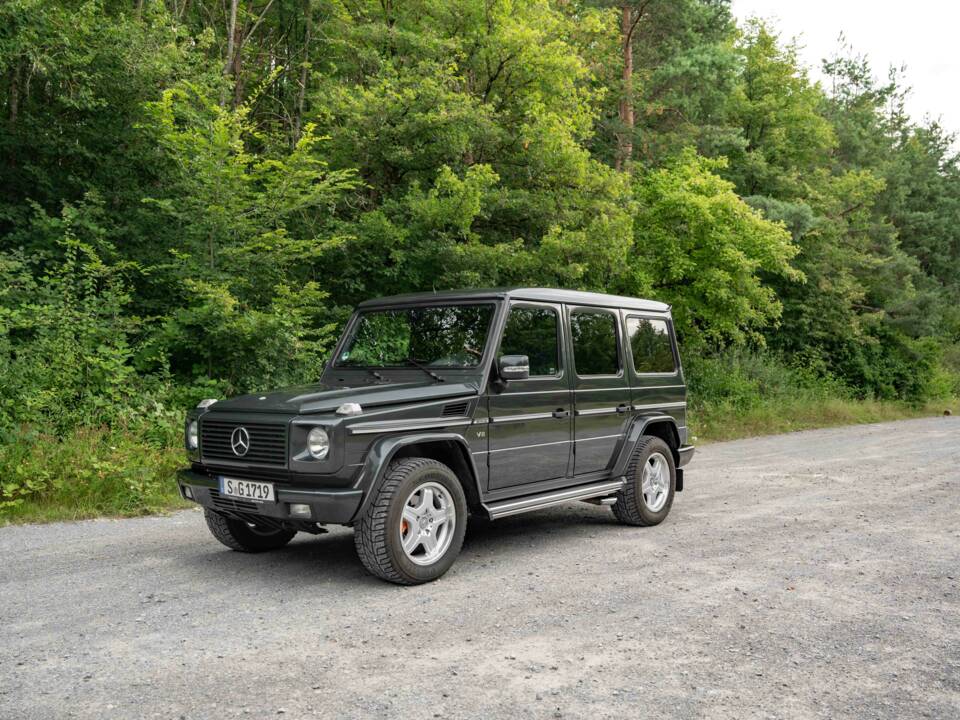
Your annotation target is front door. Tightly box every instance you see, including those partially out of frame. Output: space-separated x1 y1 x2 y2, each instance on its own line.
568 306 632 475
487 302 572 490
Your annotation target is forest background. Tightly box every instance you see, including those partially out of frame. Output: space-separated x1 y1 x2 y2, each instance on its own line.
2 0 958 520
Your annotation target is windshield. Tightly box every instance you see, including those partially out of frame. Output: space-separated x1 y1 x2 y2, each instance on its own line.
336 303 496 368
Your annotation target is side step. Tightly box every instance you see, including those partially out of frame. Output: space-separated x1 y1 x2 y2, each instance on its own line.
483 479 625 520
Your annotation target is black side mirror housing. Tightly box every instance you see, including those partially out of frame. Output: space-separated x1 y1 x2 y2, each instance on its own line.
498 354 530 381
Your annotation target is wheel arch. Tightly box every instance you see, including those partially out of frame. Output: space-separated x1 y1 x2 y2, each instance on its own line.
611 414 681 478
353 433 482 521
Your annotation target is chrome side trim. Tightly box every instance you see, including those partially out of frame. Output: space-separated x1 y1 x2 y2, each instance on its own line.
495 387 623 396
489 412 555 423
485 479 626 520
348 418 473 435
632 401 687 412
574 407 618 417
488 439 571 454
575 433 623 442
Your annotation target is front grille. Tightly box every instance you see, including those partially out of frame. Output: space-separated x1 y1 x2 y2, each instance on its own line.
201 420 288 466
209 488 259 513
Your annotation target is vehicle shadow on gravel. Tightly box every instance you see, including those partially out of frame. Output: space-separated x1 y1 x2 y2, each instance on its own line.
462 505 621 550
176 529 383 588
174 505 623 586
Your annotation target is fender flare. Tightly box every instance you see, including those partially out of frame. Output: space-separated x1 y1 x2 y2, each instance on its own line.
610 413 682 479
350 432 479 521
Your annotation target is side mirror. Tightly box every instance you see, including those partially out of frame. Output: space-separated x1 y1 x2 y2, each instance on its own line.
498 354 530 381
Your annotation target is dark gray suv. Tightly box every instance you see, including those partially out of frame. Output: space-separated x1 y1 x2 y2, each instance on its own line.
178 288 694 584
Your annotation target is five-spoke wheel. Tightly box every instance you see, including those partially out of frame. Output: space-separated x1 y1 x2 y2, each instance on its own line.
400 481 458 566
640 451 670 513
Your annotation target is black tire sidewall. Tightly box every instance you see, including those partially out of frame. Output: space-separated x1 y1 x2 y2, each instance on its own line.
386 462 468 583
205 508 296 552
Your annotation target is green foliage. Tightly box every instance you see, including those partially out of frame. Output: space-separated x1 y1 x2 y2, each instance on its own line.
0 0 958 518
0 426 186 520
632 150 801 345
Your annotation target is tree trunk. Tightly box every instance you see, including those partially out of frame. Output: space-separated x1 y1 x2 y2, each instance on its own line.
616 5 634 171
8 60 21 131
293 0 312 144
231 33 245 109
222 0 240 105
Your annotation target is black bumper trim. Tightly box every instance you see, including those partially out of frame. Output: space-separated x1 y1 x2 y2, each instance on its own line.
177 469 363 524
677 445 695 468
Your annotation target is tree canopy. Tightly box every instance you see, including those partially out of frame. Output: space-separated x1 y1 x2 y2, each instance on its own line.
2 0 959 432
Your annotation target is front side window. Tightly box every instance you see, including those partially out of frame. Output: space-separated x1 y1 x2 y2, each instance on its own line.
570 309 619 376
627 317 676 373
498 305 560 377
336 304 495 368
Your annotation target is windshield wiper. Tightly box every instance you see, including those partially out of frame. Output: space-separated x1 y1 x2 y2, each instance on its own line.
403 357 445 383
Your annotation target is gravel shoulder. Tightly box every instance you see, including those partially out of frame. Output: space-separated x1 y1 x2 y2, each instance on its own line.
1 417 958 719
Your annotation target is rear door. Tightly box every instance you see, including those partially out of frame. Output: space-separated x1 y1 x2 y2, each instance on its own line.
487 302 572 490
568 306 632 476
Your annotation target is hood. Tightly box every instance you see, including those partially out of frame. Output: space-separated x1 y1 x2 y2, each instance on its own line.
207 380 480 415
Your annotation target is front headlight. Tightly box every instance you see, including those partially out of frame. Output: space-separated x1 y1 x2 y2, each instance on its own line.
186 420 199 451
307 427 330 460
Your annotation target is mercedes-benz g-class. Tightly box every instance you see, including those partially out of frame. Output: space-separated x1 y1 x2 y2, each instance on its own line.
178 288 694 584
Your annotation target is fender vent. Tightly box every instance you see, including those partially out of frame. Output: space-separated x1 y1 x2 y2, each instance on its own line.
442 401 470 417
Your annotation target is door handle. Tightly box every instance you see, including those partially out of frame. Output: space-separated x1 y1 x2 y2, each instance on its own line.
616 403 631 414
552 408 570 419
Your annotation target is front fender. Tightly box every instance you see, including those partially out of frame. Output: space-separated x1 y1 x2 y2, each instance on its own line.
350 432 479 521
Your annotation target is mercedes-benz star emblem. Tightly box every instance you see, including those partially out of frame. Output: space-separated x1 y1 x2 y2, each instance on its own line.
230 427 251 457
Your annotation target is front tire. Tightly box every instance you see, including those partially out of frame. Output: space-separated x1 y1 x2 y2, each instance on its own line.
354 457 467 585
204 508 297 552
612 435 676 526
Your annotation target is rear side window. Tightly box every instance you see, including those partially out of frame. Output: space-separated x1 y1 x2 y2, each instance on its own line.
570 309 619 376
499 305 560 377
627 317 676 373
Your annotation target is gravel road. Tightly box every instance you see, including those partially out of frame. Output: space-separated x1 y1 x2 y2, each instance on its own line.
2 417 959 719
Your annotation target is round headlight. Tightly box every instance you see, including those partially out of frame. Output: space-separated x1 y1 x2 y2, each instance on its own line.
187 420 199 451
307 427 330 460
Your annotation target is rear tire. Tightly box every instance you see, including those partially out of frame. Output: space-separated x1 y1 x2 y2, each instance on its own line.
354 457 467 585
612 435 676 526
204 508 297 552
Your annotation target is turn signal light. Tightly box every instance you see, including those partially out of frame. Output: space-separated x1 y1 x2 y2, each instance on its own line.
289 503 311 518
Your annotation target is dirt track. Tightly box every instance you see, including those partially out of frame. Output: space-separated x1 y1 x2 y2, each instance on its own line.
1 416 958 719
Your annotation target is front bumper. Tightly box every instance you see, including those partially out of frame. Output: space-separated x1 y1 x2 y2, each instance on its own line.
177 469 363 525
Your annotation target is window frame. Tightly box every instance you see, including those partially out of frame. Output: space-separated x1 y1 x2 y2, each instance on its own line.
496 301 564 381
568 306 624 379
624 314 679 377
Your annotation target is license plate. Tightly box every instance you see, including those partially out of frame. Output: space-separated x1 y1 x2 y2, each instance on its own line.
219 477 275 503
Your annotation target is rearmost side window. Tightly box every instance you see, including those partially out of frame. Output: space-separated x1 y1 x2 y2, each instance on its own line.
626 317 676 374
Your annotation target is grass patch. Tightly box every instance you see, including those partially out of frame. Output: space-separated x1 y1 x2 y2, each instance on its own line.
0 426 190 526
690 397 950 443
686 349 955 442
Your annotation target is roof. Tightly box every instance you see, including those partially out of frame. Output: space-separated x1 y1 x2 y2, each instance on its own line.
356 287 670 313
